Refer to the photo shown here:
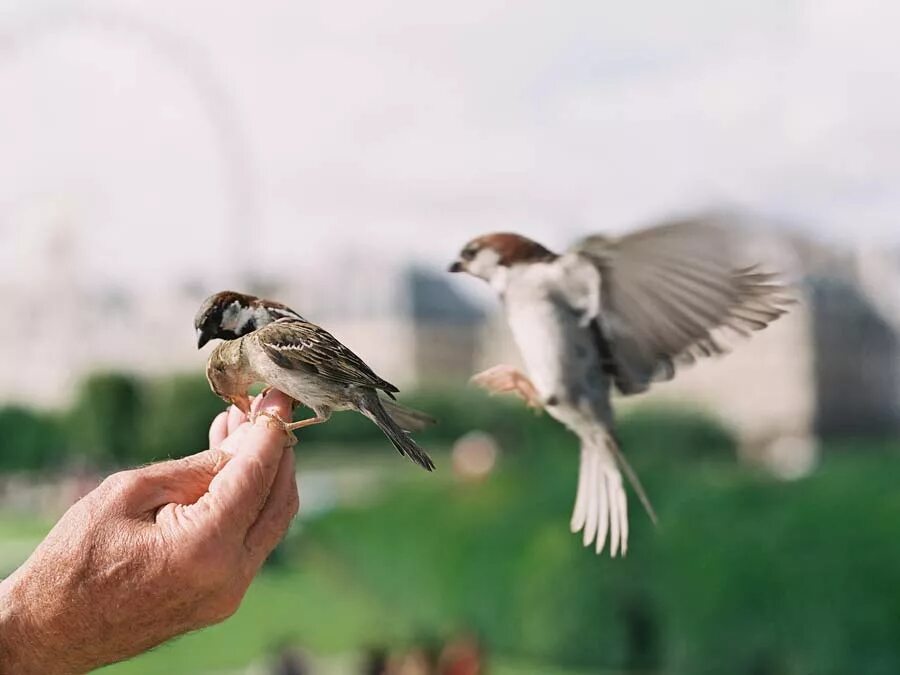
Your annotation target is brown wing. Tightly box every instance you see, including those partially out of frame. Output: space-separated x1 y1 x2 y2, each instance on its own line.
573 218 794 394
254 318 399 396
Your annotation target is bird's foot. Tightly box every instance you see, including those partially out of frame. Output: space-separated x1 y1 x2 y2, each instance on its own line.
252 410 298 448
470 364 543 411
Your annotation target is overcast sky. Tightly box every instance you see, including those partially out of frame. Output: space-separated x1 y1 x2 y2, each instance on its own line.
1 0 898 289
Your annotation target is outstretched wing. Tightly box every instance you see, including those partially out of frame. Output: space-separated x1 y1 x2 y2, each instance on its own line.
254 318 399 396
572 218 794 394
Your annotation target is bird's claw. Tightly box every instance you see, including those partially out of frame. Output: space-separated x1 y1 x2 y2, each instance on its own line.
251 410 298 448
471 365 543 411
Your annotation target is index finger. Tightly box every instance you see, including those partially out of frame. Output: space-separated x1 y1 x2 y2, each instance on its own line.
203 389 293 533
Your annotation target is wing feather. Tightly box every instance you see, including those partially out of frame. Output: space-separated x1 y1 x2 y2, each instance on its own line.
254 318 399 395
574 218 794 394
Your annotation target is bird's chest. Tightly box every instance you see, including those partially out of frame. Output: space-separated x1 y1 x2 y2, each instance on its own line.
502 267 607 422
247 346 351 410
504 292 579 398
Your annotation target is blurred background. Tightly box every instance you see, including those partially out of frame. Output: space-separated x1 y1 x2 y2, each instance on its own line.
2 1 900 673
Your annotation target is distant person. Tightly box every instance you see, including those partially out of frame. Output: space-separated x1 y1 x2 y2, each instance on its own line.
362 647 390 675
439 633 485 675
395 647 432 675
0 390 299 674
270 642 310 675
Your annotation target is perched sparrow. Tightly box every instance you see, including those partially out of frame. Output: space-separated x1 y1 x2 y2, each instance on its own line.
195 291 435 471
449 219 792 555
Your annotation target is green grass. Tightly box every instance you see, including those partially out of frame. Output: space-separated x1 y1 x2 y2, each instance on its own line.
99 545 592 675
0 512 52 538
99 549 391 674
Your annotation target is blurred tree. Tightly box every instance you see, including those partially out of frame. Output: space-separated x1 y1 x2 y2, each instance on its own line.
0 406 65 471
69 372 143 467
139 374 226 463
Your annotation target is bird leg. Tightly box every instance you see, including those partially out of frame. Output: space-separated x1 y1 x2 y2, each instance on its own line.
252 410 298 448
253 409 332 447
281 413 331 431
470 364 542 410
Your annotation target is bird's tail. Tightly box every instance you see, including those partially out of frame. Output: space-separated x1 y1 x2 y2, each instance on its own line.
379 396 437 432
570 429 657 557
359 395 436 471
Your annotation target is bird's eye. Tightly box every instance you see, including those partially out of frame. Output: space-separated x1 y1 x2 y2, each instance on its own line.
461 248 477 261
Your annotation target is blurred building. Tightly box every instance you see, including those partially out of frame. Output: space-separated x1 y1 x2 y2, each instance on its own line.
633 233 900 468
0 232 485 406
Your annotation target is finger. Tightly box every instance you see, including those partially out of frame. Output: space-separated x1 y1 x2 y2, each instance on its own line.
219 422 252 455
209 411 229 448
227 405 247 435
250 394 265 416
244 445 299 561
203 389 294 533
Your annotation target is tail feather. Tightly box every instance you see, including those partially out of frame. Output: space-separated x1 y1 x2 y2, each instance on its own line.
360 396 435 472
605 432 658 527
570 430 656 557
379 397 438 432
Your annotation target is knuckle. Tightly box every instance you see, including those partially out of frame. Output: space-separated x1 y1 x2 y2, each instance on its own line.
209 449 232 472
100 469 141 496
222 585 247 616
245 456 270 503
209 591 243 623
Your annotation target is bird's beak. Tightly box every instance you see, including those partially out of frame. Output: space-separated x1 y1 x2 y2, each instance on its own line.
197 329 210 349
448 260 464 273
231 394 252 415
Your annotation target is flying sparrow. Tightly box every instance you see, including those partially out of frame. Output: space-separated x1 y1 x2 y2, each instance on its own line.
449 219 793 555
195 291 436 471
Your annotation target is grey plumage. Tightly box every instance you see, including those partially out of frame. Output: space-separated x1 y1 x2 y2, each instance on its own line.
573 220 794 394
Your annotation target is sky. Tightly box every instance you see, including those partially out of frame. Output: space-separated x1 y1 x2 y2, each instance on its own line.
1 0 899 289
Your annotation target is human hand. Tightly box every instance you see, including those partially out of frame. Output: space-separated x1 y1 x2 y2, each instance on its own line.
0 390 299 675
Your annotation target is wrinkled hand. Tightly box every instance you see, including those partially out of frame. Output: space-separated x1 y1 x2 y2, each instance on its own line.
0 390 299 675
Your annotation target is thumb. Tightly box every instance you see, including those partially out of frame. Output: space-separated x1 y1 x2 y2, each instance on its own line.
120 450 232 515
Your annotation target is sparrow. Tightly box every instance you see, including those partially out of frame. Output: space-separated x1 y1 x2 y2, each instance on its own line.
195 291 436 471
449 219 793 555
